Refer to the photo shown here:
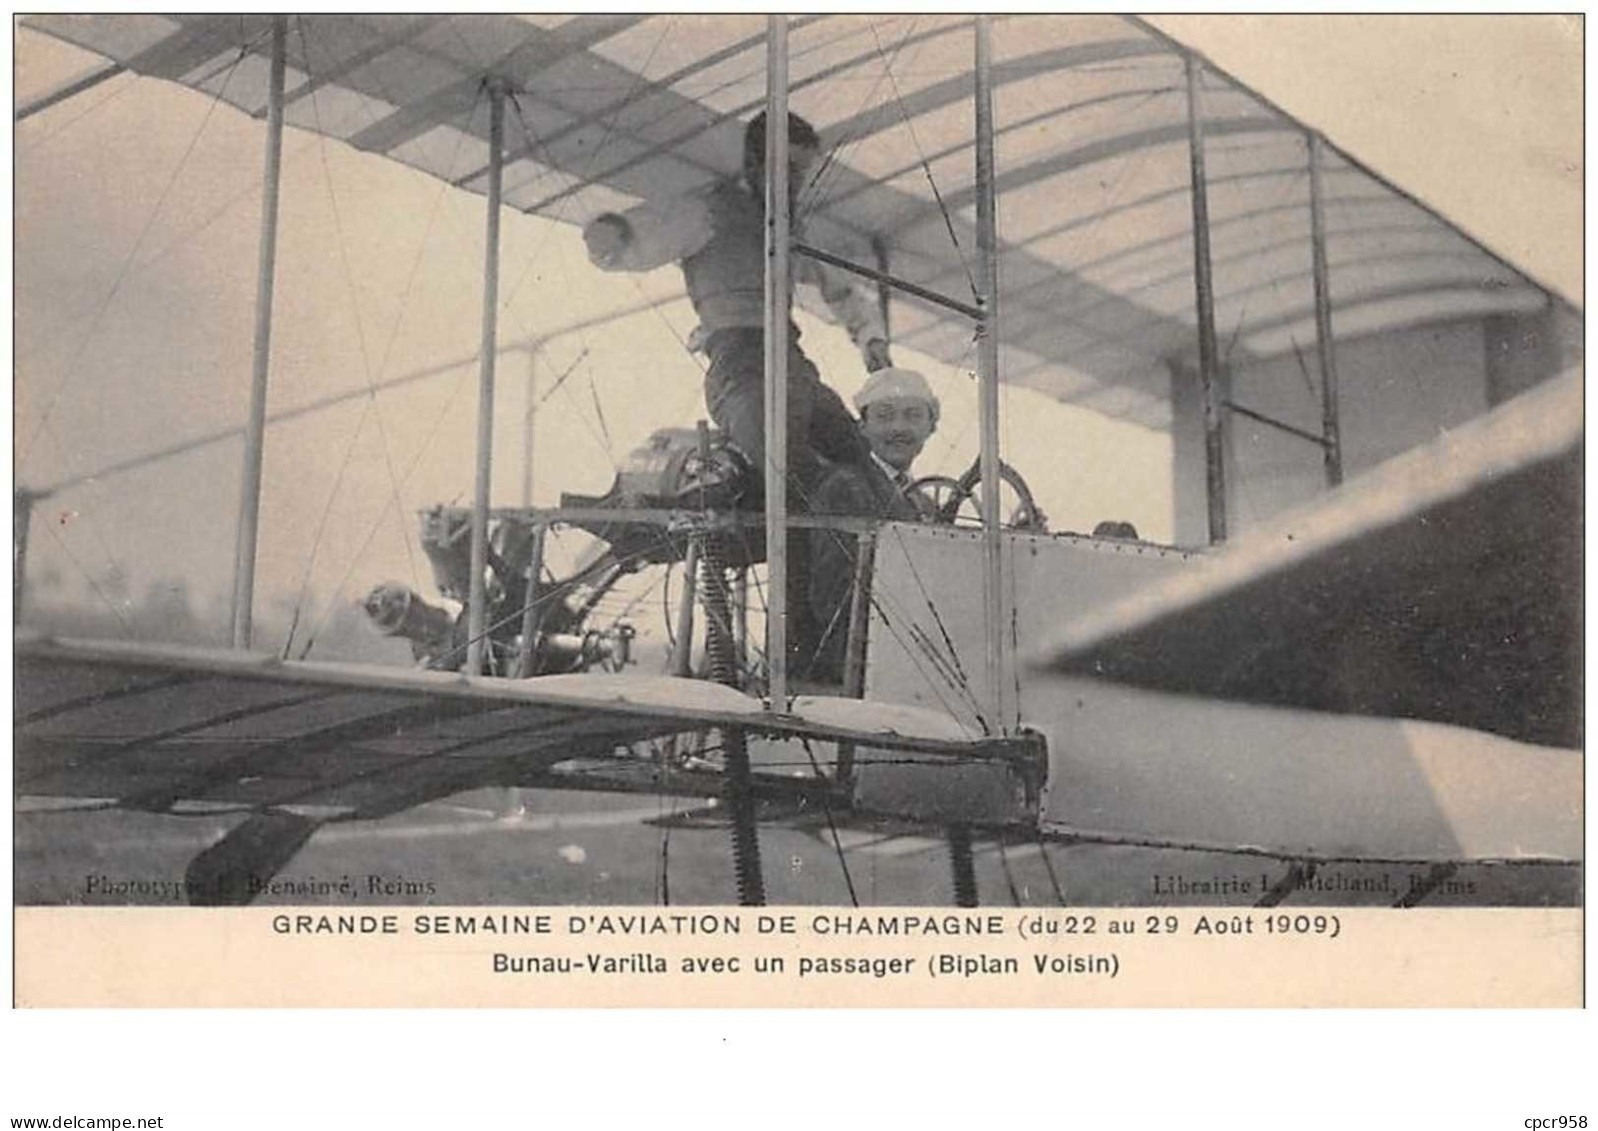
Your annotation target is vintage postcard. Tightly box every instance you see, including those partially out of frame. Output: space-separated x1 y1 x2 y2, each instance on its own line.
10 14 1582 1009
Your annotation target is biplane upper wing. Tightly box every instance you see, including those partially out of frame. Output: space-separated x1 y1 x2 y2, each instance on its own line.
19 14 1560 429
1031 368 1583 750
15 631 1035 903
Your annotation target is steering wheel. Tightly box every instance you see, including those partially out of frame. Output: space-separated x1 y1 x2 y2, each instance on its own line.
911 460 1047 532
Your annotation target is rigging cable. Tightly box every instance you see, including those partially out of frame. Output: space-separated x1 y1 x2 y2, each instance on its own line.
17 20 258 158
279 400 375 660
296 15 426 592
743 463 987 728
281 39 491 658
14 134 333 377
773 492 985 727
800 737 860 908
28 412 136 630
14 33 313 372
994 155 1028 735
284 50 562 656
31 503 134 638
865 19 978 305
18 68 134 156
292 362 478 658
882 522 987 730
995 838 1023 906
495 91 642 468
19 38 258 473
496 17 678 313
795 15 924 221
529 347 592 413
17 38 268 625
292 16 632 630
1037 835 1068 906
518 15 911 218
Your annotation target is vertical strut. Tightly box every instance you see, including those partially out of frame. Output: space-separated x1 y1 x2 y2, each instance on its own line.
763 15 791 711
514 523 547 678
14 489 38 626
1308 131 1345 488
670 538 700 677
699 431 765 905
948 825 979 908
230 16 287 648
732 567 749 674
1184 53 1228 545
466 80 507 676
834 528 876 792
522 342 538 507
973 17 1007 730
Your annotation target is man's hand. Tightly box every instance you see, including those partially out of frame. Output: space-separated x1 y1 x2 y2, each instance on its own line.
863 338 893 372
584 214 632 268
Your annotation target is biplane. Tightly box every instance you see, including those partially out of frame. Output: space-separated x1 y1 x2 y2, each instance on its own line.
13 15 1582 909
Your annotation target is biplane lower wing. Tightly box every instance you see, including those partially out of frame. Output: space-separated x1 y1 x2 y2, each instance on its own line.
14 632 1040 905
1032 369 1584 752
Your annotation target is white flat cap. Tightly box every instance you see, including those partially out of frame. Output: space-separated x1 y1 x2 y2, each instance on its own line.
853 366 940 418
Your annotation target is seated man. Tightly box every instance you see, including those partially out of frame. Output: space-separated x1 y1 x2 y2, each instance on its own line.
853 366 941 521
798 367 941 683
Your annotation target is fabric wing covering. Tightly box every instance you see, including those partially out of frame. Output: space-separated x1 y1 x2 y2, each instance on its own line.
22 13 1562 429
1031 368 1583 750
15 633 1037 903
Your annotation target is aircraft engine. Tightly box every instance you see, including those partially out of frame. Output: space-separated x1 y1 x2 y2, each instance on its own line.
363 582 458 663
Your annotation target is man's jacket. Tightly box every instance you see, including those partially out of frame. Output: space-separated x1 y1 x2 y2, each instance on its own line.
800 459 931 682
585 178 885 354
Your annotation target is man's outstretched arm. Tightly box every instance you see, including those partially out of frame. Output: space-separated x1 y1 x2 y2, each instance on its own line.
803 255 893 371
584 196 715 273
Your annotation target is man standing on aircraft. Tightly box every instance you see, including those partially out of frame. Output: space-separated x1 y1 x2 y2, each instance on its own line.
801 366 941 682
583 110 893 498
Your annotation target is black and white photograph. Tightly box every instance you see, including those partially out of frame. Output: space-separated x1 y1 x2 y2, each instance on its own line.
10 13 1583 1010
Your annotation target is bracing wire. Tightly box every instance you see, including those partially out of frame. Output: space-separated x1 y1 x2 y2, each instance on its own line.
995 839 1023 906
292 362 478 658
13 132 330 376
523 21 978 229
496 17 678 313
19 38 259 472
795 15 924 222
280 35 491 657
279 401 375 660
799 737 860 908
296 16 425 592
818 80 1184 221
16 38 270 622
32 504 134 638
1037 836 1068 906
882 521 987 728
717 470 974 722
17 20 256 158
782 474 990 729
281 29 586 655
18 69 135 157
29 411 136 624
497 90 647 468
864 20 978 305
